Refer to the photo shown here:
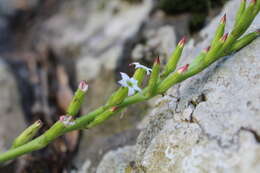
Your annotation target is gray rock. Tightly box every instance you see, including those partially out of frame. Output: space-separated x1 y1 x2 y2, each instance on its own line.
96 146 136 173
96 0 260 172
134 0 260 172
0 60 26 153
132 25 176 62
44 0 154 79
135 40 260 172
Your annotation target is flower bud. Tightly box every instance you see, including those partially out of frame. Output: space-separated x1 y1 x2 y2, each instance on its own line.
162 37 186 78
59 115 75 126
205 33 228 64
220 33 229 42
177 37 186 47
66 81 88 116
177 64 189 74
11 120 42 149
211 14 226 47
220 14 226 24
78 80 88 92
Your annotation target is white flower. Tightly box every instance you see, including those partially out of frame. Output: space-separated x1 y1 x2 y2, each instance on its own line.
118 72 141 96
59 115 75 126
131 62 152 75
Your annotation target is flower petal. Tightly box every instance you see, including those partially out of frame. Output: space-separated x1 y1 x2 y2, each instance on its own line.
128 87 135 96
120 72 130 81
131 62 152 75
129 78 138 84
133 85 142 92
118 79 127 87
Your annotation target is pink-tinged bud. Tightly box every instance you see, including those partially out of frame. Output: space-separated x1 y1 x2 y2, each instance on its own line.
59 115 67 122
256 29 260 35
59 115 75 126
178 37 187 47
177 64 189 74
110 106 119 112
220 14 226 24
78 80 88 92
220 33 229 42
203 46 211 53
154 56 160 65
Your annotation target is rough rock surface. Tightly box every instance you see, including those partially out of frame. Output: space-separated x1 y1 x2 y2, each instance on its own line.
134 38 260 173
95 0 260 172
44 0 154 80
0 60 26 153
96 146 136 173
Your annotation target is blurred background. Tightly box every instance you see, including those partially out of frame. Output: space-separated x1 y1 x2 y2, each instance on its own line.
0 0 228 172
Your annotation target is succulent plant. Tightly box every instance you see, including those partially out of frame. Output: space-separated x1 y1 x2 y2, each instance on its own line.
0 0 259 163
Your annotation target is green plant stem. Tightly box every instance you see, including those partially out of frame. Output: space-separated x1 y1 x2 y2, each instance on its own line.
0 0 259 163
0 91 151 163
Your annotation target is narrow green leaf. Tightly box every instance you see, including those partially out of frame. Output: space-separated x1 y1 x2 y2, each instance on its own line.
11 120 42 149
133 68 146 86
147 57 160 97
161 37 186 78
234 0 246 28
106 87 128 107
67 80 88 116
211 14 226 47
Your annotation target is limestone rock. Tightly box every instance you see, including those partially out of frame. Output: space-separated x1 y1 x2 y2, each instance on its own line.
96 0 260 172
44 0 154 79
96 146 136 173
135 40 260 172
132 25 176 62
134 0 260 171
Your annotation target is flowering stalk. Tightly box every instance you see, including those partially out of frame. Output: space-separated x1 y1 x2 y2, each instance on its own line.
0 1 259 163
